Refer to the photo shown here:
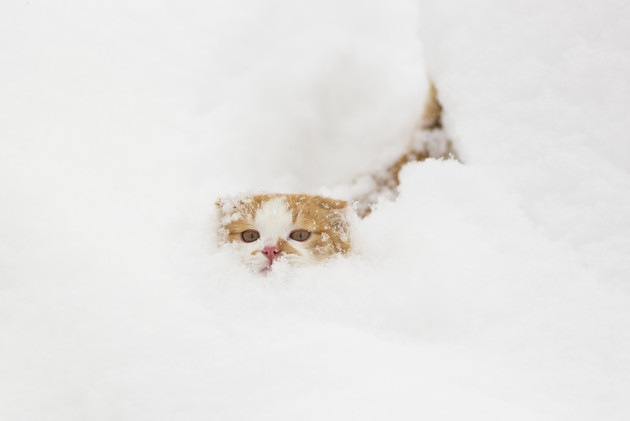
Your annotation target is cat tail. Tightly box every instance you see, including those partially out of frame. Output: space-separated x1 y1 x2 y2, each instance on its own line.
349 79 457 218
419 81 443 131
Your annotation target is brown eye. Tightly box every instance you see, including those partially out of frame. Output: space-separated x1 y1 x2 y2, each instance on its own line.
241 230 260 243
289 229 311 241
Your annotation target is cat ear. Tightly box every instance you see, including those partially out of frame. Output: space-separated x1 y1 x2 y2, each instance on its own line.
316 196 348 210
215 198 226 220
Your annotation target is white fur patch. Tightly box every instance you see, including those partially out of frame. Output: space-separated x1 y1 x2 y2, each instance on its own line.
254 197 293 246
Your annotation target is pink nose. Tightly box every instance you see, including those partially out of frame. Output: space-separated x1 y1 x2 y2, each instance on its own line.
262 246 279 264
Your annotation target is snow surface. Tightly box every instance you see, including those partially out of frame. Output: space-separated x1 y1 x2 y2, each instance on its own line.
1 0 630 420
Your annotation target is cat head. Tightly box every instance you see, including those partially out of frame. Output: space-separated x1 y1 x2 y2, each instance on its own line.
216 194 351 272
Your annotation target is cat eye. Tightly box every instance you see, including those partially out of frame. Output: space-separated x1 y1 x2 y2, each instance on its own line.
289 229 311 242
241 230 260 243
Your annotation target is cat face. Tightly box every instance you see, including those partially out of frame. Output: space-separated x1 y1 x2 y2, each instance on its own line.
216 194 351 272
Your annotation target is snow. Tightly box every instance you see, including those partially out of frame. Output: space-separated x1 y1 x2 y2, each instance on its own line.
1 0 630 420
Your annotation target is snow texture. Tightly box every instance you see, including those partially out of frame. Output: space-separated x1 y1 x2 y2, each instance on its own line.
1 0 630 420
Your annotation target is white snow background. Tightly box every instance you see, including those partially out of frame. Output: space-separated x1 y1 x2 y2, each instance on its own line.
1 0 630 419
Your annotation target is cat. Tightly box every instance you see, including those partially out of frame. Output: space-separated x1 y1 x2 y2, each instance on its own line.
216 194 351 272
214 82 453 271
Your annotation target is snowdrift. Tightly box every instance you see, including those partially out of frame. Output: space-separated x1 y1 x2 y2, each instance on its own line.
1 0 629 419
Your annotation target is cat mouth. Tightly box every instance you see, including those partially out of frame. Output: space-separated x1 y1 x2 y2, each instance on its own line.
259 259 275 272
258 254 287 272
